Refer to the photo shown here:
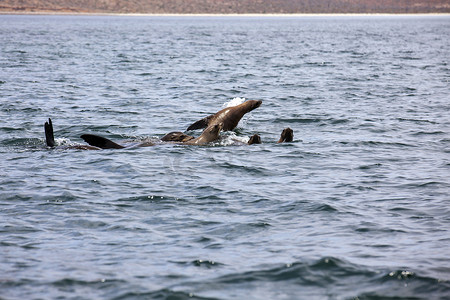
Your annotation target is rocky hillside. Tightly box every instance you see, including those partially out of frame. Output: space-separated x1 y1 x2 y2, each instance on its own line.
1 0 449 14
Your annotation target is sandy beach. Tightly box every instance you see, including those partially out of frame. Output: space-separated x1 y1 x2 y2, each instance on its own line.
1 10 449 17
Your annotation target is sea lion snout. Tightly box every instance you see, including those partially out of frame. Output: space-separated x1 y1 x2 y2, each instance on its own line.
249 100 262 110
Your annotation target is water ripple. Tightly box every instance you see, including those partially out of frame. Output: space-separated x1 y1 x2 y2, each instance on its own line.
1 15 449 300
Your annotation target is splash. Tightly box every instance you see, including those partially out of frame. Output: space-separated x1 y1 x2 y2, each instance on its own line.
218 132 250 146
222 97 246 108
54 137 73 146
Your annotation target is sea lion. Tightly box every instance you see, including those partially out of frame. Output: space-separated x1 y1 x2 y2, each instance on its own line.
184 122 223 145
277 127 293 143
44 117 287 151
80 122 223 149
248 134 261 145
44 118 223 150
187 100 262 132
247 128 293 145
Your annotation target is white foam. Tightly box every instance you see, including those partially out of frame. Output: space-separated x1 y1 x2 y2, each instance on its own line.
219 132 250 146
222 97 246 108
54 137 72 146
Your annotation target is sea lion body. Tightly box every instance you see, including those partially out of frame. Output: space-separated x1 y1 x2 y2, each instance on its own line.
184 123 223 145
161 132 194 143
187 100 262 132
78 123 222 149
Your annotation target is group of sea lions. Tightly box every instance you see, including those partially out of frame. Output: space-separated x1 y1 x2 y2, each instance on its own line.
44 99 293 150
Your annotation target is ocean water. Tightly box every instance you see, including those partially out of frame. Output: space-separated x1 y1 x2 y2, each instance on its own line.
0 15 449 299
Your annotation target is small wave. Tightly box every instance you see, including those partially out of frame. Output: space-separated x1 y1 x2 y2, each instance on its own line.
282 117 321 124
213 257 370 285
36 192 79 204
279 200 339 214
411 131 446 136
358 163 382 170
191 260 225 269
248 221 272 228
315 203 339 212
48 277 128 298
65 218 108 229
114 195 182 205
397 181 446 190
398 56 422 61
0 126 24 133
274 116 349 125
113 289 214 300
174 257 450 299
304 61 334 67
3 136 83 150
397 118 437 124
357 141 416 148
216 161 269 176
355 226 407 234
1 138 43 151
0 224 41 234
416 181 446 187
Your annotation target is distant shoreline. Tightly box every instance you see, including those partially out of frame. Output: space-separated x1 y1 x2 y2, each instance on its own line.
1 11 450 17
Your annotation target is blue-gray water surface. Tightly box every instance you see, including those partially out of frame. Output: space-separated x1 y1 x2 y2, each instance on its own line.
1 15 449 299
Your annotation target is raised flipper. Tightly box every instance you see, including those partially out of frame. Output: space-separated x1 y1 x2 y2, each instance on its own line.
44 118 55 147
161 131 194 142
186 115 214 131
80 134 125 149
277 128 293 143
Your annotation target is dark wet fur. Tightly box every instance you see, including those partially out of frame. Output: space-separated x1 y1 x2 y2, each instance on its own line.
186 115 214 131
161 131 194 142
278 128 294 143
80 134 125 149
44 118 55 147
186 100 262 132
248 134 261 145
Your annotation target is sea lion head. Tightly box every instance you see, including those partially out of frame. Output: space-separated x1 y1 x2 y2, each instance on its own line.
243 100 262 112
212 122 224 135
278 127 294 143
248 134 262 145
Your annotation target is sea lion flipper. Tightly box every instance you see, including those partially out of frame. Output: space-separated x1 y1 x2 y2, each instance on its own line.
80 134 125 149
186 114 214 131
44 118 55 147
